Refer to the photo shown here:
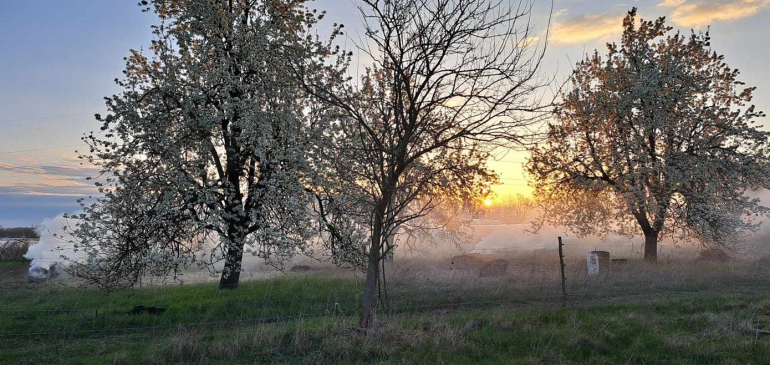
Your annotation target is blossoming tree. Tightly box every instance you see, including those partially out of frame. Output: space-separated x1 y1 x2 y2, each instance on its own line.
527 9 770 262
68 0 340 289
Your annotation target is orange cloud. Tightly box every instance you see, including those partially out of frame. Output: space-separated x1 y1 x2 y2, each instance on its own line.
550 11 626 45
660 0 770 27
659 0 688 6
0 161 99 197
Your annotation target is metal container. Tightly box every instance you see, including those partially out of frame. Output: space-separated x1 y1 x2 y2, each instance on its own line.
587 251 610 276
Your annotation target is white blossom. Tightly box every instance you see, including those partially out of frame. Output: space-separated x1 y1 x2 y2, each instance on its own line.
67 0 342 289
527 9 770 261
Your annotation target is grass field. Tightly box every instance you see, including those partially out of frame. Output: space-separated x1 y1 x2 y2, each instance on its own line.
3 258 770 364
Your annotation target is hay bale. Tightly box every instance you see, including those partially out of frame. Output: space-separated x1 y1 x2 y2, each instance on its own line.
289 265 313 273
479 259 508 277
697 249 731 263
0 239 31 260
450 253 489 270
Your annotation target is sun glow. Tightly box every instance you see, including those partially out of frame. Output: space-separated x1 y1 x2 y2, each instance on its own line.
484 199 493 207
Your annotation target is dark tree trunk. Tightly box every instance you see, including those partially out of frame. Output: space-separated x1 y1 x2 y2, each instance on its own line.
643 230 658 263
360 186 395 328
218 138 247 290
219 227 245 290
360 229 381 328
633 211 659 263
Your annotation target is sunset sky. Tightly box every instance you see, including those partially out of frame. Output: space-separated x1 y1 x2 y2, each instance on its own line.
0 0 768 226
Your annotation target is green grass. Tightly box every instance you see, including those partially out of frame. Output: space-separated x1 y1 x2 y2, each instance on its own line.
4 259 770 364
0 259 28 267
0 263 363 336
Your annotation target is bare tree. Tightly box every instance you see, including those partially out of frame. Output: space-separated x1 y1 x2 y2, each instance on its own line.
300 0 549 327
527 9 770 262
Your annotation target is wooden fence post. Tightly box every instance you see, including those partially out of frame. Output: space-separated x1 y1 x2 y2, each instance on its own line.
558 237 567 300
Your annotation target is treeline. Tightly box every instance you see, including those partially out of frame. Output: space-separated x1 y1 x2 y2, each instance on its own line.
0 227 39 239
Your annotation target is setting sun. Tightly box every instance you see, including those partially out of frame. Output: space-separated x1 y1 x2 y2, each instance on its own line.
0 0 768 362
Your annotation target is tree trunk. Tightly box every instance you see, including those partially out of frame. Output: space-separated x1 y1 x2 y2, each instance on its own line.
360 231 381 328
219 229 245 290
633 211 659 263
643 230 658 263
385 230 396 263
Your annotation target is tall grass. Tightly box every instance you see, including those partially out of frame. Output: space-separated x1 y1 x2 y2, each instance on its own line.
4 257 770 364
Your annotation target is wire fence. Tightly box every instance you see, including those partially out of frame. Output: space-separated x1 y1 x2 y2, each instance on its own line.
4 238 765 341
8 242 694 296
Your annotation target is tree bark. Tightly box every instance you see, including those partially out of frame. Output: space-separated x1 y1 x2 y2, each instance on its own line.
360 230 381 328
385 229 397 263
633 211 659 263
219 228 245 290
643 230 658 263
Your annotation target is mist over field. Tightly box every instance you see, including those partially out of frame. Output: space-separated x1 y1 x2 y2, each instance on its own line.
22 190 770 286
4 0 770 363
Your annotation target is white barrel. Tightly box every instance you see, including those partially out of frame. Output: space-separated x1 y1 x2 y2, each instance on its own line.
587 251 610 276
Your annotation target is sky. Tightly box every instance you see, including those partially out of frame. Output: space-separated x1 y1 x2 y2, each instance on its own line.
0 0 768 226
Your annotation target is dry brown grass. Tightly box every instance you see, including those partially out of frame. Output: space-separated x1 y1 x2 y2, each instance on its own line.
382 253 770 311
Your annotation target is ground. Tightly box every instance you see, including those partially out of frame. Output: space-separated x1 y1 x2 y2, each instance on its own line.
2 257 770 364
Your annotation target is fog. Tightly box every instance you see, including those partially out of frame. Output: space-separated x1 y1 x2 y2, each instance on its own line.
23 189 770 285
23 214 81 271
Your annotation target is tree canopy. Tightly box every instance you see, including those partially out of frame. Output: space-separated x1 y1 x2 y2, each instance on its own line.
527 9 770 261
68 0 340 289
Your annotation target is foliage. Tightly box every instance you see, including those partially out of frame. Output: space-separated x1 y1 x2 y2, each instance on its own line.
67 0 341 289
527 9 770 261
